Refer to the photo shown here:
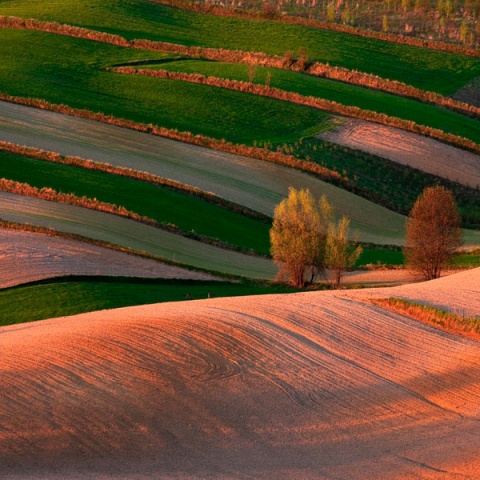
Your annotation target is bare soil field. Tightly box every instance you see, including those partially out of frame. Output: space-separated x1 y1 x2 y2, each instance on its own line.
0 229 218 288
320 118 480 188
1 269 479 479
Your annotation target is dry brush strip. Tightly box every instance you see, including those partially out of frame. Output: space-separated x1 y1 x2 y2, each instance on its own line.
1 15 478 117
0 92 344 185
372 297 480 340
0 141 270 223
0 179 266 257
112 67 480 153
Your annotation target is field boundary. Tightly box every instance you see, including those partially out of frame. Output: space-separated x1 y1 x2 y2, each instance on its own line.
1 15 478 117
0 141 270 223
148 0 480 58
0 178 269 257
112 66 480 153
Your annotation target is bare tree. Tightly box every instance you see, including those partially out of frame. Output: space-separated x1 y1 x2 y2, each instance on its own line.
404 186 462 280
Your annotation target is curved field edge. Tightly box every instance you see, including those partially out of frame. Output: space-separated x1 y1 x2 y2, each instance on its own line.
0 278 297 327
0 227 222 289
0 192 279 279
0 147 273 256
1 15 479 118
0 100 411 245
0 1 479 95
112 66 480 152
1 272 479 478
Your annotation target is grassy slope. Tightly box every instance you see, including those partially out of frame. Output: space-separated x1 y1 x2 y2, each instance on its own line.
1 0 479 94
152 60 480 144
0 151 272 255
0 278 297 326
0 29 329 145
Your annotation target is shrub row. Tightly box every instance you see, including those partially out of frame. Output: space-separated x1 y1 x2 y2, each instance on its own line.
1 15 478 117
148 0 480 58
0 141 270 223
113 67 480 153
0 92 343 184
0 177 268 257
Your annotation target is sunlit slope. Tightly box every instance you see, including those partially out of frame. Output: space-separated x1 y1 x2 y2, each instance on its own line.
1 0 479 94
0 101 408 245
0 192 277 279
1 271 479 478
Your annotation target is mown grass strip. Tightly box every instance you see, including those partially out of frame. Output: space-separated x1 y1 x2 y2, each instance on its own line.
2 15 478 118
0 156 273 256
372 297 480 340
0 277 298 326
114 66 480 148
0 28 330 146
1 0 479 94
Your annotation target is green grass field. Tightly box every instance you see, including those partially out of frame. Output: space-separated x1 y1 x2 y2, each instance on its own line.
0 278 298 326
0 150 273 255
1 0 479 94
150 60 480 144
0 29 330 145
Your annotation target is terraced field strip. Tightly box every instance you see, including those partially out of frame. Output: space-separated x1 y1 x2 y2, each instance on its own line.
120 63 480 145
0 101 410 245
1 0 479 94
0 229 219 289
0 28 329 146
1 272 479 477
320 119 480 188
0 192 277 279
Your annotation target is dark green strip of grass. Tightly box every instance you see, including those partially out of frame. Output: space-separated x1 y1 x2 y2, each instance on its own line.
286 138 480 228
0 29 329 146
1 0 479 94
153 60 480 144
0 151 273 255
0 277 297 327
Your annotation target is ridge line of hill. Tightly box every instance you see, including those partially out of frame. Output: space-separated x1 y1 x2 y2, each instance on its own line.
1 15 478 118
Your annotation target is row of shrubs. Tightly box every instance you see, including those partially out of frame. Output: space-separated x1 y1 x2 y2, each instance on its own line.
113 67 480 153
149 0 480 58
0 141 270 222
1 15 478 118
0 92 343 184
0 177 269 256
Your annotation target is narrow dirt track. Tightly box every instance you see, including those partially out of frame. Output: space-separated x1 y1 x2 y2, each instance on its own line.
1 269 479 479
320 118 480 188
0 229 219 288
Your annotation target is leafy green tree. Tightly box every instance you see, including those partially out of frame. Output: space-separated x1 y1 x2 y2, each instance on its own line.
270 188 332 288
404 186 462 280
325 216 362 288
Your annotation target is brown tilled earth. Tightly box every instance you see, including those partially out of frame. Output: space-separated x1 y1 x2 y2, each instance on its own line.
1 268 479 479
320 119 480 188
0 229 219 288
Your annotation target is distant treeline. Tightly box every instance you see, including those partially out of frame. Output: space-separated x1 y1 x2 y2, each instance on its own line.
1 15 478 118
149 0 480 54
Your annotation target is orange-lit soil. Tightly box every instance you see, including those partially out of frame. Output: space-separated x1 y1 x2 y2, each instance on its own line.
320 119 480 188
1 268 479 478
0 229 219 288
